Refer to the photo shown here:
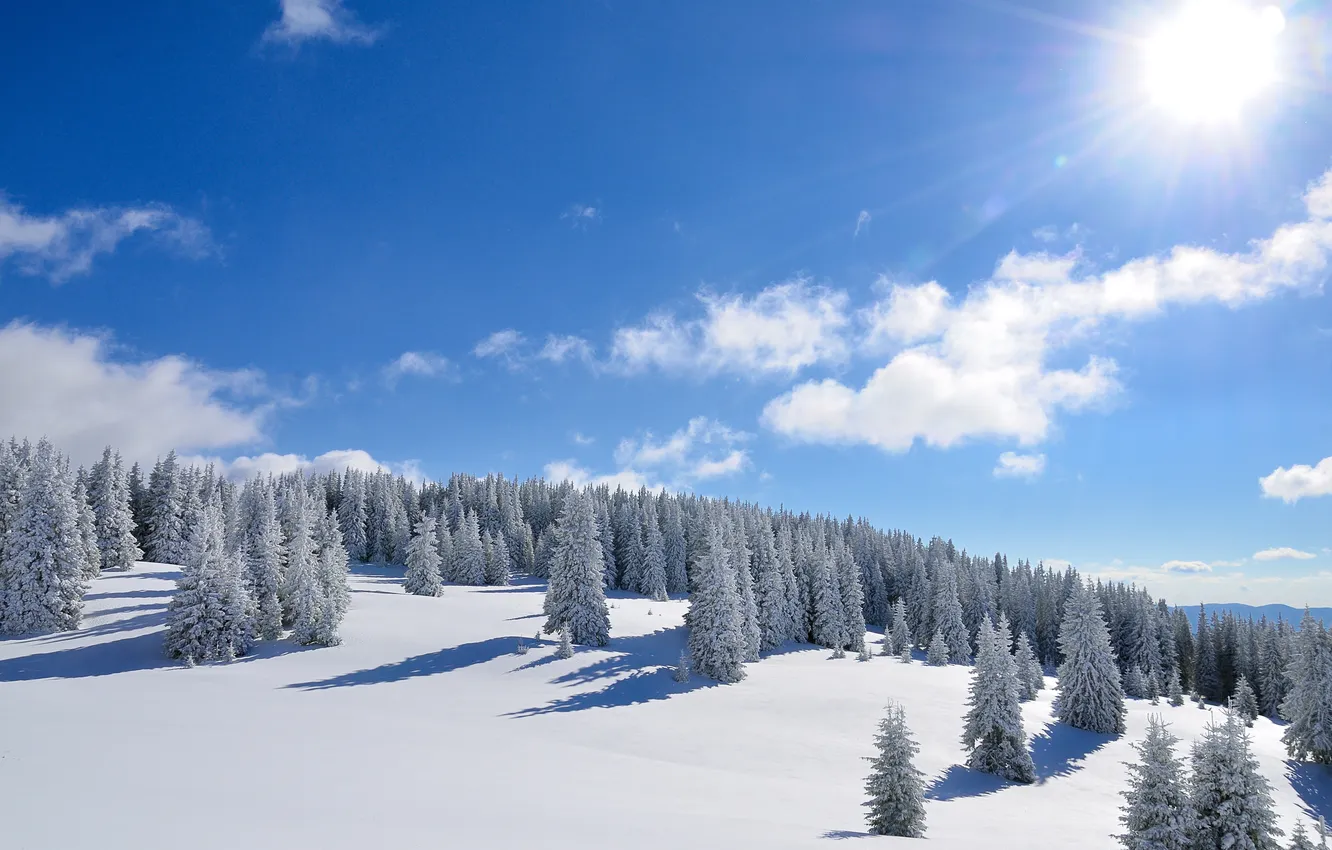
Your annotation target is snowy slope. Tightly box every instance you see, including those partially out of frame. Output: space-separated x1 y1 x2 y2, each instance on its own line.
2 563 1328 850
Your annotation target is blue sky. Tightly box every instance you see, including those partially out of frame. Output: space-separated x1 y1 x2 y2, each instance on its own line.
2 0 1331 605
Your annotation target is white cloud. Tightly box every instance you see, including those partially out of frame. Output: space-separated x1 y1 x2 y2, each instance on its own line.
854 210 871 237
1252 547 1317 561
1033 225 1059 243
542 459 657 492
473 329 526 365
571 432 596 446
0 322 269 467
189 448 422 483
537 334 594 364
993 451 1046 479
1043 558 1073 570
561 204 600 226
548 416 751 492
610 278 850 377
383 351 453 385
1161 560 1213 573
764 167 1332 452
0 197 211 283
262 0 381 46
1260 456 1332 503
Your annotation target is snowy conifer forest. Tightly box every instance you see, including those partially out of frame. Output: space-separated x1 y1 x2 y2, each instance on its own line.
1 435 1330 849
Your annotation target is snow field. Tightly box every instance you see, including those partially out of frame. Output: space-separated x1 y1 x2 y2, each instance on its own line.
0 562 1325 849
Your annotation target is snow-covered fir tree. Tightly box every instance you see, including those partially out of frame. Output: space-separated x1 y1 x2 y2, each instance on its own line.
145 452 191 565
1015 632 1044 701
961 616 1035 783
811 542 847 650
1191 711 1282 850
72 473 99 579
0 440 89 635
1117 715 1194 850
1231 675 1259 725
542 490 610 646
89 447 142 573
452 510 486 586
1288 821 1318 850
863 701 927 838
1167 668 1185 707
933 559 971 663
313 507 350 646
243 481 285 641
1054 581 1127 734
163 498 252 663
927 627 949 665
284 489 323 644
835 539 867 653
753 519 794 651
555 623 573 659
726 515 761 662
640 503 669 602
337 471 369 562
484 528 512 586
685 521 748 684
890 598 912 656
1281 610 1332 764
1125 665 1148 700
404 515 443 596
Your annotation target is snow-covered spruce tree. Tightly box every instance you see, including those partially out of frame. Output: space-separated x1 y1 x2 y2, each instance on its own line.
145 451 189 565
404 515 443 597
244 482 285 641
1288 821 1317 850
72 473 100 579
927 627 949 666
891 598 912 656
962 616 1036 783
899 642 913 663
753 519 794 652
1231 675 1259 726
1015 632 1043 701
640 504 669 602
933 560 971 663
432 508 454 577
672 650 690 682
1054 580 1127 734
726 516 761 663
1191 711 1282 850
811 544 847 650
863 701 927 838
89 448 142 572
313 508 349 646
163 498 252 663
0 440 89 634
1125 665 1148 699
662 502 688 594
337 472 369 563
1167 668 1185 707
835 540 867 653
1117 715 1194 850
1280 609 1332 764
485 529 512 586
555 623 574 659
283 490 322 642
685 521 748 684
542 490 610 647
451 510 486 586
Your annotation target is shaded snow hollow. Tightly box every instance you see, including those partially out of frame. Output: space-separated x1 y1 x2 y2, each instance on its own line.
1 562 1328 849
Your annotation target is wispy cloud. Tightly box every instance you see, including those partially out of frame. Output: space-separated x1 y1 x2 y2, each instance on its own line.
548 416 752 492
1161 560 1213 574
572 432 596 446
187 448 423 483
0 196 212 283
472 329 527 369
382 351 454 386
763 167 1332 453
854 210 871 237
1252 547 1316 561
537 334 594 364
609 278 850 377
993 451 1046 479
1260 456 1332 503
262 0 382 46
561 203 601 227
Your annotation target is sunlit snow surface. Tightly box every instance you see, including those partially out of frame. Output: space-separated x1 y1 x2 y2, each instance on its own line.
1 562 1327 849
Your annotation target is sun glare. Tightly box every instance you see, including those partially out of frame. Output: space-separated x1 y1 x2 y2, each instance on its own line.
1142 2 1285 123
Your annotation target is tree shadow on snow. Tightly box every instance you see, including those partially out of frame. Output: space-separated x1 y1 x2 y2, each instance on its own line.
0 630 177 681
923 765 1015 801
1029 722 1114 783
282 636 524 690
1288 761 1332 823
821 830 876 840
33 609 169 644
506 625 721 717
98 569 178 582
84 588 175 601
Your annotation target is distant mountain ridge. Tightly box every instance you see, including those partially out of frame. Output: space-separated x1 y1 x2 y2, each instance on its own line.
1180 603 1331 628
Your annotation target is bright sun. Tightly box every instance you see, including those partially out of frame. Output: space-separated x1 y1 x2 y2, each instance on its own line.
1142 2 1286 123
